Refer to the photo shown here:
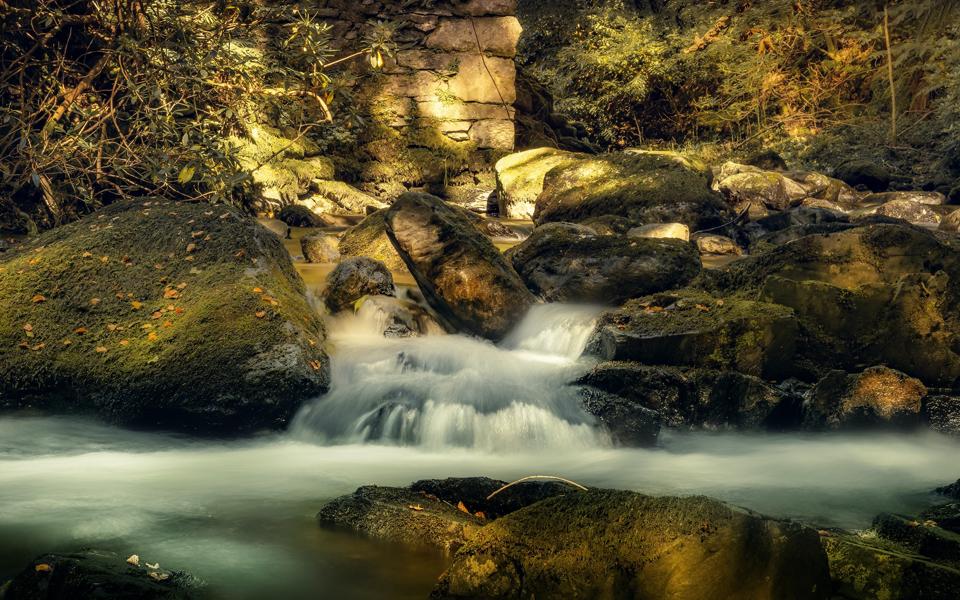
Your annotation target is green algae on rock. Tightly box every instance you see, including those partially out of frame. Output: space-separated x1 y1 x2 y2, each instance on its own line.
0 200 329 434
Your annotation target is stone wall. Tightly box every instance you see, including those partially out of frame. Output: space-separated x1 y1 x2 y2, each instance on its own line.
319 0 521 152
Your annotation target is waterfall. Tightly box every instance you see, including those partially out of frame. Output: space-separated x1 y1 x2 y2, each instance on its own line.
290 304 609 451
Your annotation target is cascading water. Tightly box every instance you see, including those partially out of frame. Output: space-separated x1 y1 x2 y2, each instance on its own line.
290 304 609 451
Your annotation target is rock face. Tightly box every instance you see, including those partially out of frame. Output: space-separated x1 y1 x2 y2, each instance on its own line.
578 362 800 431
324 257 395 314
533 152 733 231
432 490 831 600
577 386 661 446
0 201 329 434
495 147 584 219
384 192 536 340
317 484 484 555
713 223 960 386
586 292 798 380
3 550 202 600
300 232 340 263
504 223 701 304
804 367 927 430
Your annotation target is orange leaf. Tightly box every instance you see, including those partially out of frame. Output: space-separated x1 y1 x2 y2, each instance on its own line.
119 339 130 346
255 310 267 319
90 298 101 306
457 501 470 514
163 289 180 299
475 511 486 519
100 256 109 263
151 311 163 320
82 252 93 258
147 331 158 341
23 323 33 332
162 320 173 328
32 294 46 303
30 343 45 351
106 324 118 332
74 327 88 335
252 287 263 294
186 243 197 253
130 301 143 310
34 563 52 573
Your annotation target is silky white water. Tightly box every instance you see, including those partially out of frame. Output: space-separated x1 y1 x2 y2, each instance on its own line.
1 304 959 599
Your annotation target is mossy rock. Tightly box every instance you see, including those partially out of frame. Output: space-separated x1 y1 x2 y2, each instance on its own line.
432 489 831 600
533 151 733 230
585 291 798 380
0 200 329 434
495 147 586 219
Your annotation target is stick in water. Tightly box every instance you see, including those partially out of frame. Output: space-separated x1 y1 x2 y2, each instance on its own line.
486 476 589 501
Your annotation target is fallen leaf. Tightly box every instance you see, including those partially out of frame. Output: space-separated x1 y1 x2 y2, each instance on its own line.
130 301 143 310
141 323 154 330
147 331 158 341
126 555 140 566
162 321 173 328
23 323 33 332
90 298 101 306
163 289 180 300
119 339 130 346
475 511 486 519
309 360 323 371
32 294 46 303
186 243 197 253
148 572 170 582
34 563 52 573
151 311 163 320
176 282 187 290
107 324 118 332
255 310 267 319
62 339 72 346
82 252 93 258
154 263 164 270
100 256 109 263
74 327 88 335
695 304 710 312
408 504 424 512
95 346 108 353
234 249 246 259
30 343 45 351
174 306 185 315
191 230 205 239
252 287 263 294
116 293 125 300
457 501 470 514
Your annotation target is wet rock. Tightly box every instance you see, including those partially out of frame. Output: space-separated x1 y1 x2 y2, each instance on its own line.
748 222 857 254
300 232 340 263
577 387 661 446
694 233 743 255
718 170 808 214
713 223 960 386
922 503 960 535
936 479 960 500
834 159 891 192
923 396 960 436
409 477 571 519
875 199 941 226
0 201 329 434
495 147 585 219
752 206 850 232
354 295 444 338
874 513 960 563
277 204 323 228
317 484 483 555
804 367 927 430
2 549 203 599
586 292 798 380
577 361 801 431
324 257 395 314
504 223 701 304
432 490 831 600
534 152 732 231
939 208 960 232
626 222 690 241
784 171 862 204
822 533 960 600
257 218 290 239
578 214 632 234
385 192 536 341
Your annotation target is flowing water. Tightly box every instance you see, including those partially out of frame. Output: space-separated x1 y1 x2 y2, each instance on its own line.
2 304 959 598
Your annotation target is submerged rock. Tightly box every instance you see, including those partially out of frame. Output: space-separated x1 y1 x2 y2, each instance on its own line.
432 490 831 600
586 292 798 380
2 550 203 599
804 367 927 430
504 222 701 304
0 201 329 434
300 232 340 263
324 257 395 314
495 147 584 219
533 152 732 231
384 193 536 341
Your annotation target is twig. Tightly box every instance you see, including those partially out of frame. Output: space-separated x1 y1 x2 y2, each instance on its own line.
486 476 588 501
41 51 112 141
883 5 897 144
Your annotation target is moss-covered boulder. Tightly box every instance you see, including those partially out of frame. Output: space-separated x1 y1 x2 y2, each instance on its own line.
384 193 536 341
713 223 960 385
504 222 701 304
432 490 831 600
0 200 329 434
717 170 808 215
301 180 387 216
577 361 801 431
533 152 733 230
804 367 927 430
2 550 203 600
495 147 585 218
585 291 798 380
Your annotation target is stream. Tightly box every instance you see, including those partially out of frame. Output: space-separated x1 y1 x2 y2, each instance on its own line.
2 304 959 598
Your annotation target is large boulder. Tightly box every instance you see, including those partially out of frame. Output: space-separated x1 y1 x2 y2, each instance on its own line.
533 152 733 231
2 550 202 600
577 361 802 431
504 223 701 304
585 292 798 380
713 223 960 386
409 477 571 520
0 201 329 434
432 490 831 600
495 147 584 219
804 367 927 430
577 387 661 446
717 170 808 214
384 193 536 341
324 257 395 314
834 159 890 192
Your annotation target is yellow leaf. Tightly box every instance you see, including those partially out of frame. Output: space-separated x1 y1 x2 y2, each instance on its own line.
34 563 52 573
177 165 196 184
31 294 46 303
255 310 267 319
408 504 424 512
147 331 158 341
457 501 470 514
119 339 130 346
130 301 143 310
95 346 108 353
90 298 101 306
252 287 263 294
353 295 369 313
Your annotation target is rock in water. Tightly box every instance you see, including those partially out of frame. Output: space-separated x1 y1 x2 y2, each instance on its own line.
804 367 927 430
324 257 395 314
384 192 536 341
300 232 340 263
505 223 701 304
0 200 329 434
3 550 202 599
432 490 831 600
533 152 732 231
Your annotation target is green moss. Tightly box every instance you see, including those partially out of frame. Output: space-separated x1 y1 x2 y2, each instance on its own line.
0 200 328 433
